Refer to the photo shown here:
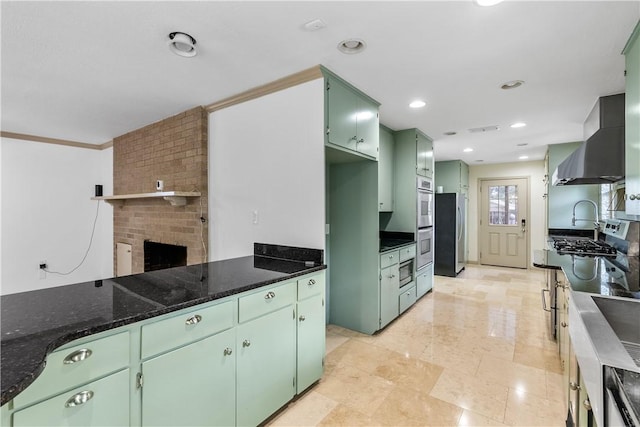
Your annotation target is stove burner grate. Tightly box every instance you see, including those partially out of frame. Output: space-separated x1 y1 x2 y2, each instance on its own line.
553 238 618 257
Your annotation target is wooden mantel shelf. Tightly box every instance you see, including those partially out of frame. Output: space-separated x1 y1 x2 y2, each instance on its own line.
92 191 201 207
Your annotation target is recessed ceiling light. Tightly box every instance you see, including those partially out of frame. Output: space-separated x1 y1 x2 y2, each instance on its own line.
519 155 529 160
443 131 457 136
409 100 426 109
338 38 366 54
511 122 527 128
474 0 504 6
516 143 529 146
501 80 524 90
463 148 474 153
168 32 197 57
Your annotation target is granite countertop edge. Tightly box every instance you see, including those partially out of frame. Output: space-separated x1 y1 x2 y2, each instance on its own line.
1 262 326 406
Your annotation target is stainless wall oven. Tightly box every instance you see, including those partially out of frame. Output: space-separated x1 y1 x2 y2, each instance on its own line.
417 227 433 270
417 177 433 228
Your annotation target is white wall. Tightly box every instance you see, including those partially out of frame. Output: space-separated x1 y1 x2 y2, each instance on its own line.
467 160 546 265
209 79 325 260
1 138 113 294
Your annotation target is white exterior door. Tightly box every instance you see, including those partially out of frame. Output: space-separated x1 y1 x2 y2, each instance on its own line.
479 178 529 269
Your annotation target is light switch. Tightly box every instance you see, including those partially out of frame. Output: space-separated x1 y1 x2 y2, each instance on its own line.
253 210 259 225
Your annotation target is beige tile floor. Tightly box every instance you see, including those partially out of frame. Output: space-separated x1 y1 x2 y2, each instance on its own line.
268 264 567 427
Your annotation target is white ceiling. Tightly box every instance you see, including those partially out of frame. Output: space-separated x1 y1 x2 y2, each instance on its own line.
2 1 639 164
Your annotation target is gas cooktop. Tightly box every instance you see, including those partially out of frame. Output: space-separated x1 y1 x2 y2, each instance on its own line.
552 236 618 257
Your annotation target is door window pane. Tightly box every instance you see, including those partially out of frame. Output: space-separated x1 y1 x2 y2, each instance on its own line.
489 185 518 225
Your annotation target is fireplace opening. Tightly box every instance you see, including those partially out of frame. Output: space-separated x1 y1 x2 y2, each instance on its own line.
144 241 187 272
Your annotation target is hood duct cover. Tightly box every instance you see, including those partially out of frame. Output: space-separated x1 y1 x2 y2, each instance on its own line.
553 93 625 186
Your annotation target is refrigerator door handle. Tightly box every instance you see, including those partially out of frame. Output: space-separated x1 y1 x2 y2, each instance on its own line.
457 206 463 241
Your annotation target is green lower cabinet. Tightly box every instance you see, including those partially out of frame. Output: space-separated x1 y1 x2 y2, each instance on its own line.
236 305 296 427
416 264 433 297
13 369 129 427
380 265 400 328
141 328 236 427
399 285 417 314
296 294 325 393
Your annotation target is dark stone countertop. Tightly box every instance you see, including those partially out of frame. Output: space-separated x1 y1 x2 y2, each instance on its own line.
379 231 415 253
533 248 639 296
1 251 325 406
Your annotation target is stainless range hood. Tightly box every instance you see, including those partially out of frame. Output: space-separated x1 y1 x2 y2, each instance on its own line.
552 93 625 186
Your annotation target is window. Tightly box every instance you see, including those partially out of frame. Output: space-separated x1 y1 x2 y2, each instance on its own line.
488 185 518 225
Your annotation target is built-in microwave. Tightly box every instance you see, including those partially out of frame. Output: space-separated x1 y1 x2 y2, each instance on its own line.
399 258 414 289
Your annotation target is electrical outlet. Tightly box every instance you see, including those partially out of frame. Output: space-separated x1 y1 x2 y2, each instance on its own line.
39 260 47 279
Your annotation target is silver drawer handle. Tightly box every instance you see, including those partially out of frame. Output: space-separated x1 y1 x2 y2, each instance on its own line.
264 291 276 300
389 255 394 259
65 390 94 407
63 349 92 365
185 314 202 325
243 340 251 348
223 348 233 356
308 279 316 286
299 315 306 322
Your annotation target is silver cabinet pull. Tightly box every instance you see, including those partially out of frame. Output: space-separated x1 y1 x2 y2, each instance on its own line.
242 340 251 348
299 315 306 322
561 322 567 328
264 291 276 299
65 390 94 407
308 279 316 286
357 138 364 144
223 348 233 356
569 382 580 391
63 349 92 365
185 314 202 325
583 399 592 411
389 255 393 259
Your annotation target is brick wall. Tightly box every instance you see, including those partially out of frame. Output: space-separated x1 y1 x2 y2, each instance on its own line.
112 106 208 275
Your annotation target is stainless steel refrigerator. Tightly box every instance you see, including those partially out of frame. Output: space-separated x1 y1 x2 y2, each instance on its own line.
434 193 466 277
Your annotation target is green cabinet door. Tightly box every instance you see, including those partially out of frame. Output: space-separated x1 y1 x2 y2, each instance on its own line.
13 369 129 427
416 133 433 178
141 328 236 427
380 264 400 328
378 126 394 211
624 22 640 215
355 97 380 159
296 294 325 393
416 264 433 297
237 305 296 427
325 74 379 160
326 77 358 152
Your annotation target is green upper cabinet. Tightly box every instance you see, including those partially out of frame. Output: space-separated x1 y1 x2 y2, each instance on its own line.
323 70 380 160
416 131 433 178
378 125 395 212
624 21 640 215
435 160 469 194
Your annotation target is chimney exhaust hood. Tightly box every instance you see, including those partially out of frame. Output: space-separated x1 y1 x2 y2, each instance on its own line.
552 93 625 186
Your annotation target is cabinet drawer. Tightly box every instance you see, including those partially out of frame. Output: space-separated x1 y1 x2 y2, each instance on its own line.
141 301 234 359
399 245 416 262
13 369 129 427
239 281 296 323
14 332 129 408
297 273 324 301
399 285 417 314
380 250 399 269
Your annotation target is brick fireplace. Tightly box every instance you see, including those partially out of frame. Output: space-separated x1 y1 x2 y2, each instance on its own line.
112 106 208 275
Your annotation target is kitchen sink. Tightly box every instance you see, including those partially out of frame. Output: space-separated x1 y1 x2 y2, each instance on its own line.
592 296 640 366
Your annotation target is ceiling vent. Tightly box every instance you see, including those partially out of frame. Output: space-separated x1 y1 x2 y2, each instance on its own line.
468 125 500 133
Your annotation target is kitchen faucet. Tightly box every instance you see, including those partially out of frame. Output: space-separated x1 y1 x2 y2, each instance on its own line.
571 199 599 240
